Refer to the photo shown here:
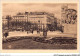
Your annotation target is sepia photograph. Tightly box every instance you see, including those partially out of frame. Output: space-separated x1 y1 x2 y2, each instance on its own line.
2 3 77 49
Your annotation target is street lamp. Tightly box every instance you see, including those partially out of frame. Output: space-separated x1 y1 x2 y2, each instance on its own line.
38 20 40 30
27 12 28 33
37 20 40 34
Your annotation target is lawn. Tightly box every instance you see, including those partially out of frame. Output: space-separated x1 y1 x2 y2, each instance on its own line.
3 37 77 49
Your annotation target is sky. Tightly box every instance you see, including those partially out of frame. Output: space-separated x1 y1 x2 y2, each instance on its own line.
2 3 77 19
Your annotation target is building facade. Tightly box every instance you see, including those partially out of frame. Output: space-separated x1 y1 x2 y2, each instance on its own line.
11 12 55 31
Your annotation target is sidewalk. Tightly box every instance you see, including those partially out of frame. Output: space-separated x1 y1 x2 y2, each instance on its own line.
47 31 76 38
7 31 43 38
3 31 76 39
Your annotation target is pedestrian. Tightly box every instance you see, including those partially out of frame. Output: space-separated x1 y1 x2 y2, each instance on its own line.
4 31 8 41
32 29 33 34
37 29 40 34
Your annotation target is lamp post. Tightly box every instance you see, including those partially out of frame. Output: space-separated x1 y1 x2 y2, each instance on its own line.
16 19 17 30
38 20 40 28
37 20 40 34
27 12 28 33
43 23 47 38
7 16 10 30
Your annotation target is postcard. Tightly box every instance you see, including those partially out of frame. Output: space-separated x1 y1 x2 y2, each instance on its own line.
0 0 79 53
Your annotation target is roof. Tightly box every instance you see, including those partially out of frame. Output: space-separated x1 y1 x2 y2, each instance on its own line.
29 12 45 15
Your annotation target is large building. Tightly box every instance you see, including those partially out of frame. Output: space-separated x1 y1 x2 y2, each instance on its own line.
11 12 55 30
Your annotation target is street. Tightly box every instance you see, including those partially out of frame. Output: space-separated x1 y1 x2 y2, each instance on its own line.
3 31 76 39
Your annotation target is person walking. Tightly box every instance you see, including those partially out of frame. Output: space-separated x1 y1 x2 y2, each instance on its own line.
37 29 40 34
4 31 8 41
32 29 33 34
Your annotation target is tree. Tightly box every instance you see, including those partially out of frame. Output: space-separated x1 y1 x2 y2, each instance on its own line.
47 17 57 31
6 15 12 29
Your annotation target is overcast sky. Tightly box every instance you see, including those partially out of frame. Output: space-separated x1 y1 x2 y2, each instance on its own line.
2 3 77 19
